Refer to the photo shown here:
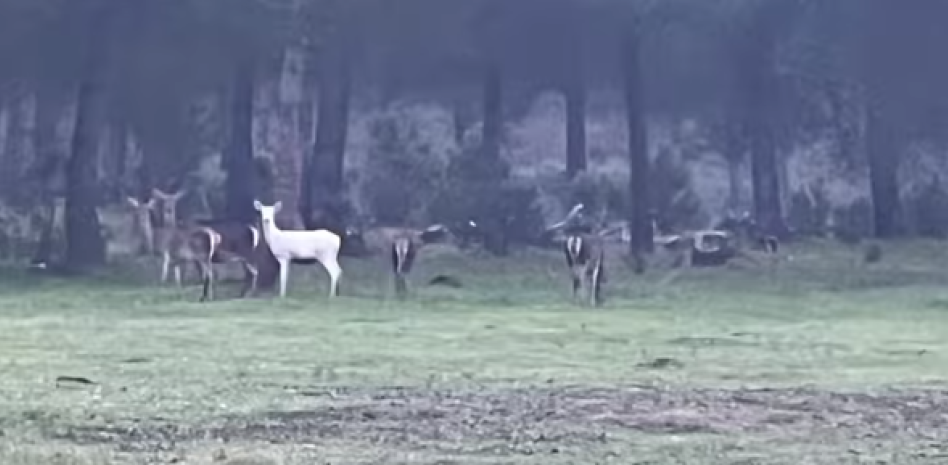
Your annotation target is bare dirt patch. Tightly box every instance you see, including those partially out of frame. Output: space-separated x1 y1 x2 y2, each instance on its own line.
53 385 948 458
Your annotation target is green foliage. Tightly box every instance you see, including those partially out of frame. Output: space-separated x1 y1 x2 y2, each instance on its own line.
904 178 948 239
650 150 703 230
831 198 873 240
430 145 545 254
787 182 832 236
360 108 450 225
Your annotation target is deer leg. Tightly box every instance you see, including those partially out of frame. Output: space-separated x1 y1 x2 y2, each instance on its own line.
160 252 171 283
394 272 408 298
589 264 603 307
199 262 214 302
173 263 183 287
239 261 258 298
321 256 343 298
277 258 290 298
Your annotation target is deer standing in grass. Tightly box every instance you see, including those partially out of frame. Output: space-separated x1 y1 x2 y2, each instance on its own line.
564 233 606 307
127 188 189 283
254 200 343 298
547 203 608 307
127 189 221 300
347 223 461 298
129 189 263 300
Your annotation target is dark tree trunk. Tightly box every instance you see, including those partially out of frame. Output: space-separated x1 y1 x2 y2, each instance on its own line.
720 119 745 211
224 55 256 224
303 36 351 236
747 111 784 236
64 0 115 271
564 73 587 178
738 4 790 238
481 62 503 161
1 90 34 203
563 12 587 178
622 30 652 269
452 99 474 146
866 107 901 237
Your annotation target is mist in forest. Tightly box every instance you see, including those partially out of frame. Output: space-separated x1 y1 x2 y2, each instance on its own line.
1 0 947 271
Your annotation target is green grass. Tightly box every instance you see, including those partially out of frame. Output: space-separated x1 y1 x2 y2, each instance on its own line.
2 239 948 463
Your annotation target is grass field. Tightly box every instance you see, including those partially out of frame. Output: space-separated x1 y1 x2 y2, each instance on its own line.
2 239 948 464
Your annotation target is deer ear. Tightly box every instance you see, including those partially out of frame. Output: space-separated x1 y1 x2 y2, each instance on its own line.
273 201 283 213
151 188 167 199
173 190 186 200
253 200 263 211
126 197 140 208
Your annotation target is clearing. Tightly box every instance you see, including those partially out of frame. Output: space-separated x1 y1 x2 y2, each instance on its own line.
1 239 948 464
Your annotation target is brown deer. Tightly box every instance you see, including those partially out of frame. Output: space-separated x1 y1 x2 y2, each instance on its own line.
128 189 262 300
127 188 187 283
348 224 453 298
563 232 606 307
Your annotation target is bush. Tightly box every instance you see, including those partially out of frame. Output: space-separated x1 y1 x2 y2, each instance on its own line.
360 108 450 225
430 145 545 255
831 198 873 242
905 177 948 238
650 150 703 230
788 181 832 236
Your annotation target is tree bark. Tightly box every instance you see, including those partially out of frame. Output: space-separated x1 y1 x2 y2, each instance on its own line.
564 72 587 178
64 0 114 271
303 34 352 236
622 29 652 268
747 110 784 236
739 43 786 237
481 62 503 161
270 45 305 229
563 12 587 178
866 106 901 237
1 90 36 204
224 55 257 224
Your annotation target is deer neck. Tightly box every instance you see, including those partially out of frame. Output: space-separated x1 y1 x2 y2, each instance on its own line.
261 220 282 246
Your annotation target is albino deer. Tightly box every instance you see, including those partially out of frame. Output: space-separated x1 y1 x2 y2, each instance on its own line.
254 200 342 298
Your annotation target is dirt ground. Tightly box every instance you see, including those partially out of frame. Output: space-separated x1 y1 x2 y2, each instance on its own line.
53 385 948 461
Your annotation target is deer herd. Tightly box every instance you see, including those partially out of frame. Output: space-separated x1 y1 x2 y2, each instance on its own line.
125 189 781 307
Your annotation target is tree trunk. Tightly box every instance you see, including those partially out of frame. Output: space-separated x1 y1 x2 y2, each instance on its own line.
64 0 114 271
270 45 305 229
563 16 587 178
727 156 743 212
481 62 503 161
747 112 784 236
452 98 474 146
303 36 351 235
224 55 257 224
866 106 901 237
622 29 652 269
564 73 587 178
1 90 36 204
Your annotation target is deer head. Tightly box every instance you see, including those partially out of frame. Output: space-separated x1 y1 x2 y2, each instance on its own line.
151 188 185 227
126 196 157 254
254 200 282 231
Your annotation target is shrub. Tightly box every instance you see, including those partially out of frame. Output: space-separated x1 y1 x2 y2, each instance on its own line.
650 150 703 230
430 145 545 255
905 177 948 238
787 181 832 236
360 108 450 225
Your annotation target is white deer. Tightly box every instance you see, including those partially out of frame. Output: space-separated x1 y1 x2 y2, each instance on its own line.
254 200 343 298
